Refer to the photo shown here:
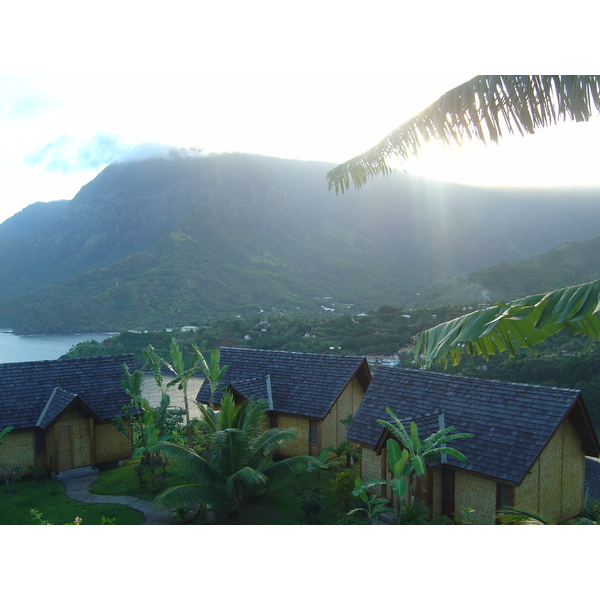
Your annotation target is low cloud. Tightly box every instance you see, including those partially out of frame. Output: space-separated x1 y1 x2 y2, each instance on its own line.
25 132 131 174
26 134 207 174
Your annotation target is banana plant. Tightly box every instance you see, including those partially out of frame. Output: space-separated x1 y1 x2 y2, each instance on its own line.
378 408 473 511
132 410 180 491
160 338 205 446
348 477 391 524
0 425 13 447
413 280 600 368
192 345 228 409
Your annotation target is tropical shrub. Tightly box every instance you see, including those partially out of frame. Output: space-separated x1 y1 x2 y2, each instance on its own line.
154 394 317 520
301 491 324 524
330 469 356 512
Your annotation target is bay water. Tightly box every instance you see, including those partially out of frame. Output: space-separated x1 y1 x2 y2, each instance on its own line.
0 329 115 364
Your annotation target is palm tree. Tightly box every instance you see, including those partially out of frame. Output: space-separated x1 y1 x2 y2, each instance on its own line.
153 394 317 519
326 75 600 194
194 390 265 435
325 75 600 361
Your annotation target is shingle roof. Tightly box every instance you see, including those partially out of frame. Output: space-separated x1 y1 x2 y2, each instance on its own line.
195 348 371 419
347 367 598 485
0 354 136 430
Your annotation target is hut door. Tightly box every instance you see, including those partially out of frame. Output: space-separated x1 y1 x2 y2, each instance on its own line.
58 426 74 471
441 468 455 520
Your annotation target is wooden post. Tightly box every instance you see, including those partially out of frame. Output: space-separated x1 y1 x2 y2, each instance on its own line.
89 418 96 467
52 424 59 476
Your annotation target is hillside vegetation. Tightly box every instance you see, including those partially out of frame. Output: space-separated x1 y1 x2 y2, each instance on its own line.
2 151 600 333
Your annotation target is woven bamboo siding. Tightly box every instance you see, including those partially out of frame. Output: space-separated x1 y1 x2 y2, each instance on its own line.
560 418 585 520
55 405 91 469
328 377 365 449
515 460 540 514
514 418 585 523
0 430 34 473
278 416 308 456
455 470 497 524
95 422 134 463
360 447 384 495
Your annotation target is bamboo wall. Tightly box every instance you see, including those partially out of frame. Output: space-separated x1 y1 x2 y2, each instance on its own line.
321 377 364 451
272 375 366 457
514 417 585 523
360 447 385 495
454 470 497 524
278 415 309 456
0 430 34 472
0 414 133 480
95 421 134 463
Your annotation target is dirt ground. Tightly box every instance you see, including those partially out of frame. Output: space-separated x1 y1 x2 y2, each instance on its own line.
142 374 204 420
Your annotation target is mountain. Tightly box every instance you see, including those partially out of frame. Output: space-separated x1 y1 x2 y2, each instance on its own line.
426 232 600 306
0 200 69 242
1 151 600 333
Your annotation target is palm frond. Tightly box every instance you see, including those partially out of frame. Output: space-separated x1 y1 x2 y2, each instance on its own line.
327 75 600 193
261 455 318 486
232 396 269 433
414 280 600 367
496 506 555 525
227 466 268 492
208 428 252 477
154 483 223 508
250 428 298 460
153 441 220 484
195 402 221 433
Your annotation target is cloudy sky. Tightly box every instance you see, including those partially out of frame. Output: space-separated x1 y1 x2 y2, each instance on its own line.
1 2 598 225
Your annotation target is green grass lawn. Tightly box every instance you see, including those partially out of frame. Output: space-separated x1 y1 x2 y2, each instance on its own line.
92 458 358 525
90 457 191 501
0 477 144 525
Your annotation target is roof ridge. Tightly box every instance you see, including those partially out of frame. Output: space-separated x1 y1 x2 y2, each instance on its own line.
0 353 135 370
35 387 77 428
393 367 581 394
221 347 365 360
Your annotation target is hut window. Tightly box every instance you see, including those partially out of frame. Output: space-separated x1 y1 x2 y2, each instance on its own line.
35 430 46 456
269 414 278 428
309 420 318 445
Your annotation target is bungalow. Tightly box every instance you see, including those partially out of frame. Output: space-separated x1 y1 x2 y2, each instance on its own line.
195 348 371 457
347 367 600 524
0 354 137 478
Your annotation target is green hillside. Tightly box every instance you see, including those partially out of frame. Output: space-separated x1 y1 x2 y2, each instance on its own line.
2 150 600 334
427 232 600 306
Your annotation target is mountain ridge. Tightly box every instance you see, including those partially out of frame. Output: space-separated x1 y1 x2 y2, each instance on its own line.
2 151 600 333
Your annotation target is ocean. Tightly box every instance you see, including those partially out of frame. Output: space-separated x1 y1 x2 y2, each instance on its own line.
0 329 115 363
